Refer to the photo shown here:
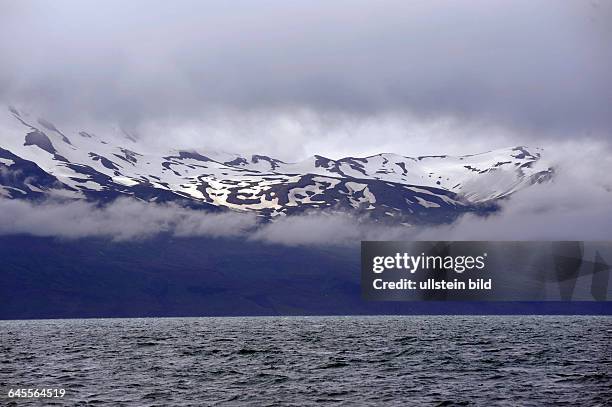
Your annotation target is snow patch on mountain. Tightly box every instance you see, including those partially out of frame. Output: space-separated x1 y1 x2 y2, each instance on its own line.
0 107 553 223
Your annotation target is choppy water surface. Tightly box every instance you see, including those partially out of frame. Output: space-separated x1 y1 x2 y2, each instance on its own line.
1 316 610 406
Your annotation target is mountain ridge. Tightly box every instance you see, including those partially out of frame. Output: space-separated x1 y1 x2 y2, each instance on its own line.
0 108 553 224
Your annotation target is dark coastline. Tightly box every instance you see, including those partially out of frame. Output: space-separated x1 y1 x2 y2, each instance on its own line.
1 236 610 319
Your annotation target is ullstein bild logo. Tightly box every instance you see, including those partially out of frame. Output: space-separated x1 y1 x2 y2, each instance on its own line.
361 242 612 301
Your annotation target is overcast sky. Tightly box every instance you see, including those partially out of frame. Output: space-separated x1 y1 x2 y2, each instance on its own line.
1 0 611 159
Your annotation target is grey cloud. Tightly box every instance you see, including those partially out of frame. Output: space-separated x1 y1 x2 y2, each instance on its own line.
0 198 258 240
412 142 612 241
249 212 413 247
415 144 612 241
0 195 413 244
0 0 611 144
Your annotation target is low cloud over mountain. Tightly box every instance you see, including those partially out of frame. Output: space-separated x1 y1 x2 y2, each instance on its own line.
0 141 609 244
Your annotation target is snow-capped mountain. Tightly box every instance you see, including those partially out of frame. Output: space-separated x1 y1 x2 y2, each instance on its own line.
0 107 552 224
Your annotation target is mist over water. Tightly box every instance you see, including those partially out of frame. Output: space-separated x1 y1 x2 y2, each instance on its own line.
1 316 610 406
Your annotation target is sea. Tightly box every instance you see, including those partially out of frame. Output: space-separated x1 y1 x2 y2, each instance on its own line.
1 316 610 406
